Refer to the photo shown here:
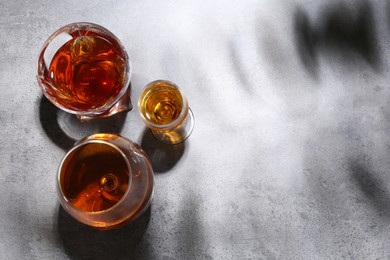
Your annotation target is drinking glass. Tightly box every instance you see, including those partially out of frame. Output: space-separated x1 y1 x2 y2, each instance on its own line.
37 22 132 121
138 80 194 144
57 133 154 229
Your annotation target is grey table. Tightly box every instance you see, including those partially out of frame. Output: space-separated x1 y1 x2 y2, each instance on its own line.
1 0 390 259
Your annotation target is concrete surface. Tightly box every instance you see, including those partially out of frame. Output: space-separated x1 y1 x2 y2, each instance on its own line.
1 0 390 259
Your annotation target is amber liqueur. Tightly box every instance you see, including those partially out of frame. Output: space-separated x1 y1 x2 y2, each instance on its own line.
140 84 183 125
47 29 127 110
61 143 129 212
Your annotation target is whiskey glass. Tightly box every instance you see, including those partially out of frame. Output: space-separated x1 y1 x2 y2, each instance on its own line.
138 80 194 144
57 133 154 230
37 22 132 121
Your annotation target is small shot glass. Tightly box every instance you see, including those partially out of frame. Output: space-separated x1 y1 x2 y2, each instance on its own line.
138 80 194 144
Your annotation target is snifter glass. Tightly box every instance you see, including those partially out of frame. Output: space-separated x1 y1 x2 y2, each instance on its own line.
37 22 132 121
57 133 154 230
138 80 194 144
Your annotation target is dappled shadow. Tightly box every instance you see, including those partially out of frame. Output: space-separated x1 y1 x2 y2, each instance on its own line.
349 160 390 218
322 2 379 67
228 42 254 95
294 1 381 76
294 8 319 77
175 194 211 259
57 205 151 260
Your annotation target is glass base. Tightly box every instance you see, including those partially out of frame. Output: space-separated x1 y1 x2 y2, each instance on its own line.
152 108 195 144
77 87 133 121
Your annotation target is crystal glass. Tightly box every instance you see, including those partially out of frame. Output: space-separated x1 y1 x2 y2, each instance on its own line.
37 22 132 121
57 133 154 230
138 80 194 144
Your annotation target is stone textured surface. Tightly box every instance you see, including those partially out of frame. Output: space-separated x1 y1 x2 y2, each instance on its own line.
1 0 390 259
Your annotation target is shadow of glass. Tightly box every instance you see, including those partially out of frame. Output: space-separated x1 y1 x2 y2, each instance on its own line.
57 205 151 259
39 96 75 150
39 95 128 150
140 128 185 173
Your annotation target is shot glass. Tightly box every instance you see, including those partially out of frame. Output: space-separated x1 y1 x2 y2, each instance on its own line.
37 22 132 121
57 133 154 229
138 80 194 144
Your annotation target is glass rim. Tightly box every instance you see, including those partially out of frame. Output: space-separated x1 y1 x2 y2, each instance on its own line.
138 80 189 130
37 21 132 116
56 139 133 215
